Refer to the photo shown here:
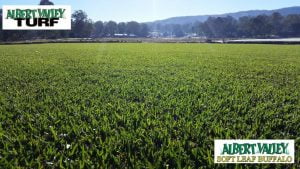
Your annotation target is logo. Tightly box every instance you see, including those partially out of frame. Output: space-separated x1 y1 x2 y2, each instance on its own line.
2 5 71 30
214 140 295 163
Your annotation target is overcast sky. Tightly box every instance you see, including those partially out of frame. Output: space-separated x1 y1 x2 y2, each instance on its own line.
1 0 300 22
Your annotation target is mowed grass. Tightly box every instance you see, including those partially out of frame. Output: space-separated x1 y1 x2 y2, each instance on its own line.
0 43 299 168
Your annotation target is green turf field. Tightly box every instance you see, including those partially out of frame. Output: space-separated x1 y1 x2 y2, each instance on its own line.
0 43 299 168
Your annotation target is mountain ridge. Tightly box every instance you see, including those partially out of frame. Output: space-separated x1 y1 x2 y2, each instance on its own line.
149 6 300 25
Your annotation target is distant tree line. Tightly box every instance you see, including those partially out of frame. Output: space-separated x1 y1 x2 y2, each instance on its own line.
1 3 300 41
152 13 300 38
198 13 300 38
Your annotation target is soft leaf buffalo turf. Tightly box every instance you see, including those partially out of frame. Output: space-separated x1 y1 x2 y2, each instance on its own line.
0 43 299 168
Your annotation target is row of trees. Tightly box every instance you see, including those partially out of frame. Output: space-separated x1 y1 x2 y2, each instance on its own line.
1 7 300 41
197 13 300 38
151 13 300 38
71 10 149 38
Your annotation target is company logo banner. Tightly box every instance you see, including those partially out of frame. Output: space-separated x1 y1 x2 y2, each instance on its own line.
2 5 71 30
214 140 295 163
